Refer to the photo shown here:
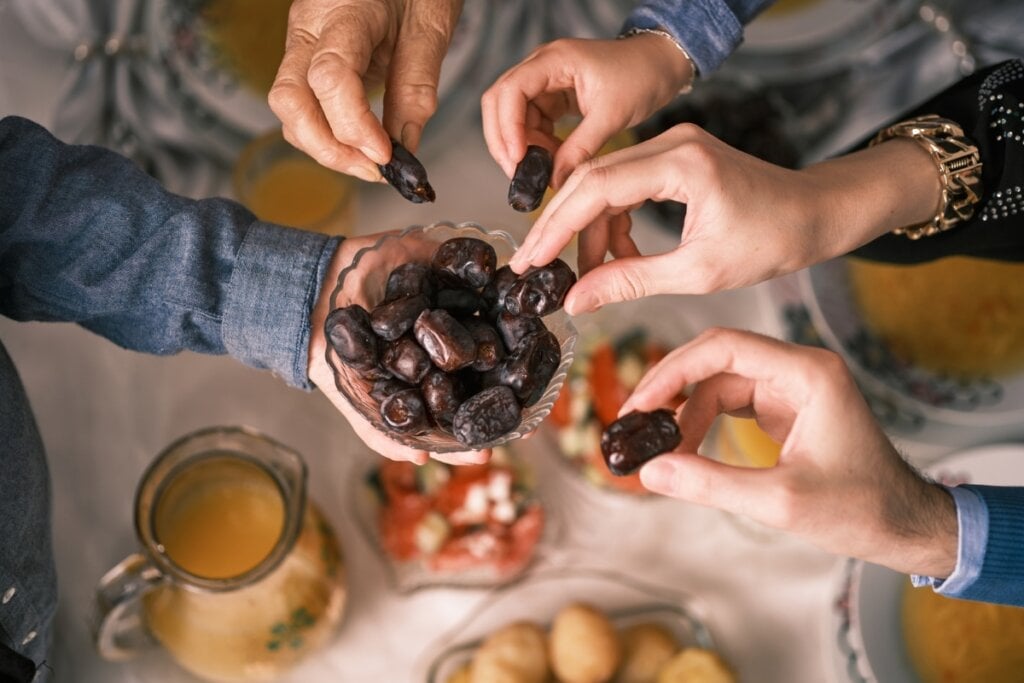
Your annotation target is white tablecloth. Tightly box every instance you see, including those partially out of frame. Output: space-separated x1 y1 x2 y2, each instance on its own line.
0 5 964 681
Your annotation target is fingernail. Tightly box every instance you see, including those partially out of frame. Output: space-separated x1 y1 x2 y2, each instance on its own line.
509 252 528 272
360 145 388 165
639 459 676 493
401 123 422 152
567 290 599 315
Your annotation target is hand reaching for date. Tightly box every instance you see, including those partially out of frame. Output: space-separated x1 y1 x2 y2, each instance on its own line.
269 0 462 183
509 124 942 312
482 35 694 189
622 327 958 578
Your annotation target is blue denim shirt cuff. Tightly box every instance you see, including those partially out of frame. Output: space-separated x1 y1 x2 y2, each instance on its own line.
622 0 743 76
223 222 340 390
910 485 987 594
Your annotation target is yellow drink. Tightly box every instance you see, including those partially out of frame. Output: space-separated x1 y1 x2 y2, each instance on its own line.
154 455 285 579
716 416 781 468
234 131 356 236
243 157 354 235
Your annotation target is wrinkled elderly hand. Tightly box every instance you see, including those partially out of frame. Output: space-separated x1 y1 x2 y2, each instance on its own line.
307 233 489 467
509 125 941 313
270 0 462 182
482 34 693 188
623 328 957 578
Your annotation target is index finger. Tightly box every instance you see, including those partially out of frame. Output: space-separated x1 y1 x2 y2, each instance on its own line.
270 32 383 180
304 11 392 163
623 328 817 415
483 53 576 178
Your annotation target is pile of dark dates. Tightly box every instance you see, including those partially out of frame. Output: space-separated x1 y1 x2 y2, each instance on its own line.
326 237 576 448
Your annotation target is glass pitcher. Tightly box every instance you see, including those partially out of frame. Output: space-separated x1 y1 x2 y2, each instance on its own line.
94 426 346 682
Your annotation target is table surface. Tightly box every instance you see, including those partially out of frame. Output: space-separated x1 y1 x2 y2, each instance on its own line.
0 5 973 682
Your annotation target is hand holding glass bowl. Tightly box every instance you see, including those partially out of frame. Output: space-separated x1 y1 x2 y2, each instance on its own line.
324 222 578 456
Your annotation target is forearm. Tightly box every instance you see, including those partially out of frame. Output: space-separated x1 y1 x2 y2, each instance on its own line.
802 138 942 261
0 116 338 388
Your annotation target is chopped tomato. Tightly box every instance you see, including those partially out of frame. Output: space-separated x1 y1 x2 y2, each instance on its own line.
589 343 630 426
378 494 431 561
498 505 544 573
548 384 572 427
379 460 418 500
434 464 493 517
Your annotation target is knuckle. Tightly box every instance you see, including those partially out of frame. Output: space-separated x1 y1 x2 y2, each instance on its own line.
390 82 439 119
810 348 853 388
267 81 306 117
306 54 341 93
612 266 649 302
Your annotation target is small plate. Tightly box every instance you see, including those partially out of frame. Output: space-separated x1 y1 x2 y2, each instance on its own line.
419 567 715 683
829 443 1024 683
730 0 918 82
351 446 560 593
800 258 1024 431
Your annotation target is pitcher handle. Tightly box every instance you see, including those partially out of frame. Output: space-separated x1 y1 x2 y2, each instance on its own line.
93 553 165 660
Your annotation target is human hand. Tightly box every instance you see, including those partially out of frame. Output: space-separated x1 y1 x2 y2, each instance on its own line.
482 34 693 188
269 0 462 183
621 328 957 578
307 233 490 467
509 126 941 314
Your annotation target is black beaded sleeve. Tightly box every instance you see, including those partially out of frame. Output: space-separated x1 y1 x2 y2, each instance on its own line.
852 60 1024 263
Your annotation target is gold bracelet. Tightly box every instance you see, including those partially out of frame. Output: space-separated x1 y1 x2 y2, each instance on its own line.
618 27 696 95
870 115 983 240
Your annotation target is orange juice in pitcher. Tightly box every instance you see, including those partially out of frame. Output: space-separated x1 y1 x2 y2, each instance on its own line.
95 427 346 683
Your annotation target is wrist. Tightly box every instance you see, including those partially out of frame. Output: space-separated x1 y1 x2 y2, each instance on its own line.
802 139 942 258
307 241 354 380
879 479 959 578
618 30 695 98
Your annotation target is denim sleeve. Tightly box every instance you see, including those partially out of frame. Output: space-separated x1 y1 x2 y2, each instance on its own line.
912 484 1024 607
0 115 338 389
622 0 773 76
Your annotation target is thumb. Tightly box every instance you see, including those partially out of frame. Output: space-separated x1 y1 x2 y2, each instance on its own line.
640 453 767 518
565 249 691 314
383 3 460 151
552 113 620 188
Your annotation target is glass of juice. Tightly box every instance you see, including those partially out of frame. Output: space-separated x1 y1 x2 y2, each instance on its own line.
94 426 346 682
233 130 356 236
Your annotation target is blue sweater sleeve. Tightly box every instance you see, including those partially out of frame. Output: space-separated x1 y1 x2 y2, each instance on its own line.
0 116 339 388
913 484 1024 606
623 0 773 76
949 485 1024 606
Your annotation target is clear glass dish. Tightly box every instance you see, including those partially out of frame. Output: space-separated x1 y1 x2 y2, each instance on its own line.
350 446 560 593
326 221 578 453
418 567 716 682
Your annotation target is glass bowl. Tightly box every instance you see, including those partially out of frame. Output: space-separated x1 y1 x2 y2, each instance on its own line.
418 567 716 682
326 221 578 453
351 445 560 593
